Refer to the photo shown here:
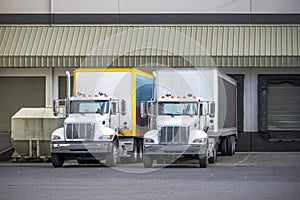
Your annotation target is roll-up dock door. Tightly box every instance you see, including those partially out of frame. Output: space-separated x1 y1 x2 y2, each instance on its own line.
0 77 45 132
267 82 300 131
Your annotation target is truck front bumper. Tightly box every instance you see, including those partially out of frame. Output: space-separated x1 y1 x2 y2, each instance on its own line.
143 143 207 158
51 141 113 154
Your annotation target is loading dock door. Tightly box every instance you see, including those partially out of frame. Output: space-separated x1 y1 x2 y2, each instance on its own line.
0 77 45 132
267 82 300 131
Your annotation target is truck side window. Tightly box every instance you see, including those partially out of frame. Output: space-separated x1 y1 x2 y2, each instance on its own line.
199 104 203 116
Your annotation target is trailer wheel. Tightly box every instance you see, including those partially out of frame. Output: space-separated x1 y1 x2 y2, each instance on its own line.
105 143 118 167
199 156 208 168
143 155 153 168
51 153 64 168
227 136 236 156
220 137 228 156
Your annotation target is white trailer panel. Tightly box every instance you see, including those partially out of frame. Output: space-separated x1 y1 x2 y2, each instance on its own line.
75 71 133 131
155 69 215 101
155 68 237 137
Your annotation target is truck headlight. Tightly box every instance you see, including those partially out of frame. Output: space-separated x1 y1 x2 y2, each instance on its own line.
52 135 61 141
193 138 207 144
99 135 113 140
144 138 154 143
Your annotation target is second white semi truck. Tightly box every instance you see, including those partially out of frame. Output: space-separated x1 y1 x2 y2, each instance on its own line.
141 68 237 168
51 68 153 167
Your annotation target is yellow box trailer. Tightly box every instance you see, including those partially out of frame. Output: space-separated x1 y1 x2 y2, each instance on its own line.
51 68 153 167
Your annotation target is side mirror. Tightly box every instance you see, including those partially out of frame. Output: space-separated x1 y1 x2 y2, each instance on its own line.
209 102 215 118
53 100 59 116
140 101 147 118
120 99 126 116
111 101 117 115
148 101 156 117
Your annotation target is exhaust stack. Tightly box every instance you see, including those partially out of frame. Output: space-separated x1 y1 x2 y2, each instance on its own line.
66 71 71 99
66 71 71 116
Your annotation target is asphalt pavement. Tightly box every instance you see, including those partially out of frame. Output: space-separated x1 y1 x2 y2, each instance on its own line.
0 152 299 200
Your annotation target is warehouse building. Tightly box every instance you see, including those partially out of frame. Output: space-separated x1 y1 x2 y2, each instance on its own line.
0 0 299 151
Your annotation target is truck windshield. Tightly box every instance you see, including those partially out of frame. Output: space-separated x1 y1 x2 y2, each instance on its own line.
70 100 109 114
158 102 198 116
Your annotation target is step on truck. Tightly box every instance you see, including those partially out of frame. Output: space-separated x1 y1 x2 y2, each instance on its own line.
51 68 153 167
140 68 237 168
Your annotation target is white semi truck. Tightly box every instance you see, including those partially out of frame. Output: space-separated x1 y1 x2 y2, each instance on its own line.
51 68 153 167
141 68 237 168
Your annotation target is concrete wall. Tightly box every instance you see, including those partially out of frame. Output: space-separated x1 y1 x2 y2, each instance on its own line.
1 0 299 14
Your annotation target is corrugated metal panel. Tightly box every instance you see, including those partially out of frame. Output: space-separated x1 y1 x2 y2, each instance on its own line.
0 25 299 68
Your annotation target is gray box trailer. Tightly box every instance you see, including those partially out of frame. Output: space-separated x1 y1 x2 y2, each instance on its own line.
141 68 238 167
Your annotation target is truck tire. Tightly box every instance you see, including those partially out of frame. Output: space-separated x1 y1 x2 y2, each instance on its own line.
137 140 143 163
105 143 118 167
227 136 236 156
208 148 217 164
220 137 227 156
51 153 64 168
199 156 208 168
77 160 86 164
143 155 153 168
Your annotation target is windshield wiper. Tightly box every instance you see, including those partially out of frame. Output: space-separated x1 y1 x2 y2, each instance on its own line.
75 112 85 115
96 111 103 115
184 113 194 117
165 113 175 117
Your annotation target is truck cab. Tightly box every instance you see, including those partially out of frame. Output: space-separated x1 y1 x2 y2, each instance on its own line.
51 75 125 168
141 94 213 168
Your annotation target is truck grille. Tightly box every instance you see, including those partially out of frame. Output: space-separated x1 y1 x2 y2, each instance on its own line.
160 126 189 144
65 123 95 140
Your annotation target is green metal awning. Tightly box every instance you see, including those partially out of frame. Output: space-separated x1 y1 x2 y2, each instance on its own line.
0 25 299 68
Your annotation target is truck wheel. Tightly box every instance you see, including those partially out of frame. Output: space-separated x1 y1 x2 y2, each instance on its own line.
137 140 143 163
220 137 227 156
143 155 153 168
227 136 236 156
199 156 208 168
51 153 64 168
77 160 86 164
105 144 118 167
208 149 217 164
